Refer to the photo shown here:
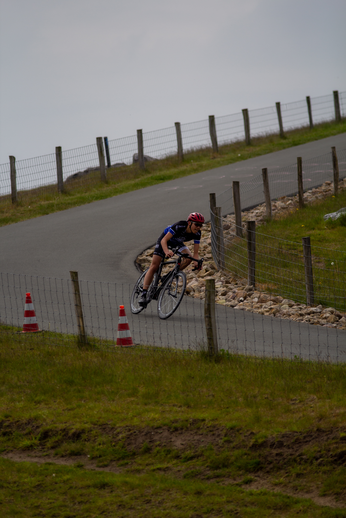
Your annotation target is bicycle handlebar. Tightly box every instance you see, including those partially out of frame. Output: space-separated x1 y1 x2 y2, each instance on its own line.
172 251 204 271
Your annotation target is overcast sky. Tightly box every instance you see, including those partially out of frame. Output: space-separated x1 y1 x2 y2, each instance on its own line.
0 0 345 165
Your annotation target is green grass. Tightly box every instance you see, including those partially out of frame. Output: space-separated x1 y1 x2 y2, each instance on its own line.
0 120 345 227
226 189 346 311
1 328 346 515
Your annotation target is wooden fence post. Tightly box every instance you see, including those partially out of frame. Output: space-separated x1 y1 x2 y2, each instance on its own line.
261 168 272 220
137 129 145 170
233 181 243 237
204 278 218 356
70 271 88 346
333 91 341 122
276 102 285 138
55 146 64 194
215 207 225 269
209 192 216 214
9 156 17 204
332 147 339 196
104 137 111 168
209 115 219 154
247 221 256 288
242 108 251 145
297 157 305 209
306 96 313 129
302 237 314 306
96 137 107 182
175 122 184 161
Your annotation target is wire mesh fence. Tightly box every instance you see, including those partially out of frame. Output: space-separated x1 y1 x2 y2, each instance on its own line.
211 146 346 317
1 90 344 199
0 271 345 363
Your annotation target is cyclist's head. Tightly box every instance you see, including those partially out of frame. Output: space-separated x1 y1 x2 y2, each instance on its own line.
187 212 205 225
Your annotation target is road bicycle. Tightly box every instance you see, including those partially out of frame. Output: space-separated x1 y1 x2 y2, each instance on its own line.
130 251 203 319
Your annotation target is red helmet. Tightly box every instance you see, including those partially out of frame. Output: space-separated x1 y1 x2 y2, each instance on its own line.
187 212 205 224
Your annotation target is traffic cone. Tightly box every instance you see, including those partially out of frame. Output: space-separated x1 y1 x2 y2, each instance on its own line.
22 292 41 333
116 305 134 346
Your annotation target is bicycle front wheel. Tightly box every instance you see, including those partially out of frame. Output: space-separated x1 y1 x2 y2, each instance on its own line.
157 271 186 319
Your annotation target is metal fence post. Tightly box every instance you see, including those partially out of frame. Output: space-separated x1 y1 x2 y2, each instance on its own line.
137 129 145 170
204 278 218 356
302 237 314 306
247 221 256 288
242 108 251 145
96 137 107 182
209 115 219 154
9 156 17 204
276 102 285 138
55 146 64 194
175 122 184 162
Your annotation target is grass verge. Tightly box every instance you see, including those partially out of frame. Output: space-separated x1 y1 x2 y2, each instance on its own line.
225 188 346 311
0 328 346 515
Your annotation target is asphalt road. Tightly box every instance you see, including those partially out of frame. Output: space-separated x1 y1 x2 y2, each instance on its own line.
1 133 346 361
0 133 345 284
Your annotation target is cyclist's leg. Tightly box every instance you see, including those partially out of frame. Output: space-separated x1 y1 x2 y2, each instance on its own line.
142 254 162 289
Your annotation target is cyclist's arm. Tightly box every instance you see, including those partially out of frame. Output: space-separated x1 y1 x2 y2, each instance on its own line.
192 242 200 261
161 232 174 257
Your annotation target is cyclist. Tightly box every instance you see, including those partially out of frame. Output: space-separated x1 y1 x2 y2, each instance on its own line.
138 212 204 306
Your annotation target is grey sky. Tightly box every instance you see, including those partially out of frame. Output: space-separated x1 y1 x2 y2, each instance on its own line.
0 0 345 164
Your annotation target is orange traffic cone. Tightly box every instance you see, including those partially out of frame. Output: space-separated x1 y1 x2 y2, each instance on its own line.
22 292 41 333
116 305 133 346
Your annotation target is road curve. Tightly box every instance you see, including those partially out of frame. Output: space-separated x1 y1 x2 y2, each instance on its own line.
0 133 345 284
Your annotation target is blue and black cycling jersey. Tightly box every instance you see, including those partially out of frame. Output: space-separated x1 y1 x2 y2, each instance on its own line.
153 220 201 257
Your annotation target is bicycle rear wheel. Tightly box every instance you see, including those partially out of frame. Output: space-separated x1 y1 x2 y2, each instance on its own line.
157 271 186 319
130 270 147 314
130 269 157 314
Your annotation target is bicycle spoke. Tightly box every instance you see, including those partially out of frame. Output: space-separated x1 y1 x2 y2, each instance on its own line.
157 272 186 319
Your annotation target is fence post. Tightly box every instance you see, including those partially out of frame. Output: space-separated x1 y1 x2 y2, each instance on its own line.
297 157 305 209
55 146 64 194
175 122 184 162
276 102 285 138
9 156 17 204
104 137 111 168
209 115 219 154
209 192 216 214
233 181 243 237
209 193 217 267
247 221 256 288
261 168 272 220
333 91 341 122
137 129 145 170
69 271 88 346
96 137 107 182
306 96 313 129
215 207 225 269
332 147 339 196
204 278 218 357
242 108 251 145
302 237 314 306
